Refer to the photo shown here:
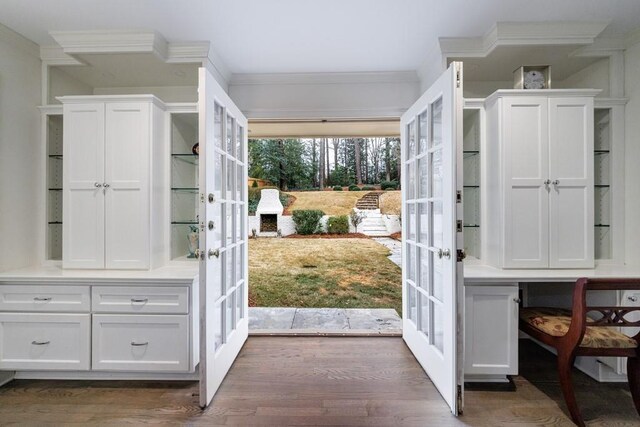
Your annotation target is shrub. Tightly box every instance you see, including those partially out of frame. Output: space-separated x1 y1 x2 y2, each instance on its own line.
251 180 259 188
381 180 398 190
292 209 325 235
348 185 360 191
327 215 349 234
362 185 376 191
333 186 343 191
350 210 364 232
248 187 261 215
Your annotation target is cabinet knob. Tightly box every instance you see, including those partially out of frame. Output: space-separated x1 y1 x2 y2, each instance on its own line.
552 180 560 185
513 298 522 304
628 295 638 303
544 179 551 185
94 182 103 188
103 183 110 188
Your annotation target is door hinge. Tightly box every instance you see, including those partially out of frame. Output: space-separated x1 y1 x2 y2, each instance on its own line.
456 220 463 233
456 190 462 203
457 249 467 262
200 193 205 204
456 70 461 88
457 384 463 415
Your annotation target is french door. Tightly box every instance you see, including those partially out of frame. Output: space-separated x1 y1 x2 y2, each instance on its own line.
401 62 464 414
198 67 249 408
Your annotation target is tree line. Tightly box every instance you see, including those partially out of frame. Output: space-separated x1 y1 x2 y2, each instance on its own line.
248 137 401 191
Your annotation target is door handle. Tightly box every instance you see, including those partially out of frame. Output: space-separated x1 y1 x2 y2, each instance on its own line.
208 249 220 259
131 341 149 346
437 248 451 259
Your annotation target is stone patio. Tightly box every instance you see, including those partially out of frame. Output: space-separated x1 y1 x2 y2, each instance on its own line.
249 307 402 335
372 237 402 267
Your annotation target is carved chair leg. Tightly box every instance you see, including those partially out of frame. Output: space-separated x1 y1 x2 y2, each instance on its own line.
627 357 640 417
557 350 584 427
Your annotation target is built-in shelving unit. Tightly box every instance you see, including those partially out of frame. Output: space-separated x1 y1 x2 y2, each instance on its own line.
46 115 63 261
170 113 199 260
594 108 611 260
463 109 481 258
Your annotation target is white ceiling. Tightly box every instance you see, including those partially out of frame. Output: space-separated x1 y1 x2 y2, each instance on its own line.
1 0 640 74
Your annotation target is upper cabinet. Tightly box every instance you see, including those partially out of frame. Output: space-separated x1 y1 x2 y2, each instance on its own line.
484 90 598 269
61 96 166 270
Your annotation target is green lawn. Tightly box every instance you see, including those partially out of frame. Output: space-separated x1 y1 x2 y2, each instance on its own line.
248 238 402 314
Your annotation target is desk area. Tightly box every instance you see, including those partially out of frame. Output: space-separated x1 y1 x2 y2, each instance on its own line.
463 263 640 383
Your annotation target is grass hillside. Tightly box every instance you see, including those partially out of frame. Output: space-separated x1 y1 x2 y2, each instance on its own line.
284 190 401 216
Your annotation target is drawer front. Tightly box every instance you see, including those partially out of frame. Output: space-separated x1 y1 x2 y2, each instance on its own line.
0 285 90 312
0 313 90 370
92 314 189 372
92 286 189 314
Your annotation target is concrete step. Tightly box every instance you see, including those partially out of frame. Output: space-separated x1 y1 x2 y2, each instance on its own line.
363 231 391 236
362 227 387 232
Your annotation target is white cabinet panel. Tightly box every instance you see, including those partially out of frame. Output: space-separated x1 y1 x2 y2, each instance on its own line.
0 313 90 370
464 285 518 376
92 286 189 314
92 314 189 372
0 286 90 312
63 103 105 269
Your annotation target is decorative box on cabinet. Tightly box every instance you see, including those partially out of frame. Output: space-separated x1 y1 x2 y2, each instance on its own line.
464 284 519 380
60 95 167 270
484 90 598 269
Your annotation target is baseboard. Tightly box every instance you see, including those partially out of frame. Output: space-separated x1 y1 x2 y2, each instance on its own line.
464 374 510 383
14 370 199 381
0 371 15 387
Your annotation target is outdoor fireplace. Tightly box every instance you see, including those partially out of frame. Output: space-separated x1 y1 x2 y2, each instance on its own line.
260 214 278 232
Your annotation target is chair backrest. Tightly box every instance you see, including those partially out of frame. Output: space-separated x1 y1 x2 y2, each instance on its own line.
571 278 640 341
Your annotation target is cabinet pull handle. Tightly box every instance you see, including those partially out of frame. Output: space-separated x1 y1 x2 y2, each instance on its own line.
131 341 149 346
31 340 50 345
131 298 148 303
33 297 52 302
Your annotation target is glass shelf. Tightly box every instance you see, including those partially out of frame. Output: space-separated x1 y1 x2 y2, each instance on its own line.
48 221 62 225
48 188 63 191
594 184 610 188
595 224 610 227
171 187 199 192
464 224 480 228
171 221 198 225
48 154 63 159
463 185 479 188
594 150 610 155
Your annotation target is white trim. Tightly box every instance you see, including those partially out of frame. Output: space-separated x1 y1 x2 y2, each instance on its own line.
243 107 405 120
594 98 629 107
165 102 198 114
50 30 168 59
167 42 210 63
39 46 85 65
57 94 166 109
484 89 601 104
230 70 419 86
38 105 64 114
14 370 199 381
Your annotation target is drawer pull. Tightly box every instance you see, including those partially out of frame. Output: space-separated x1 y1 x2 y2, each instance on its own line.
31 340 50 345
131 298 148 304
33 297 52 302
131 341 149 346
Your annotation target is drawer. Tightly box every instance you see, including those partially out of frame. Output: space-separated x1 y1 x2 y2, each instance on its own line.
0 285 90 312
92 314 189 372
92 286 189 314
0 313 90 370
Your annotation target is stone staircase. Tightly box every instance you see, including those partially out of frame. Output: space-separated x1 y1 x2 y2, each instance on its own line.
355 191 383 210
358 210 388 236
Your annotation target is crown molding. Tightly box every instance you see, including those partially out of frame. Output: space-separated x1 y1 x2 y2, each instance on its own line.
50 30 168 59
230 71 419 87
241 106 406 120
0 22 39 57
40 46 85 65
166 42 210 63
440 21 609 58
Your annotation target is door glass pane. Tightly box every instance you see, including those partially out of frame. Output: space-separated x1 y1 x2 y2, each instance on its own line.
236 163 243 201
214 104 223 149
407 161 415 200
418 247 429 289
407 204 416 242
418 158 428 199
236 284 244 322
214 153 223 194
219 202 226 248
430 150 442 198
407 283 417 324
432 252 443 302
406 121 416 161
406 243 415 282
430 98 443 148
419 293 429 335
235 202 242 242
418 110 428 154
236 125 244 160
227 158 234 197
432 302 444 353
417 203 428 244
226 247 235 289
231 204 237 243
226 292 235 337
226 203 233 244
226 114 235 156
431 201 443 249
214 302 223 351
237 242 244 281
220 250 227 296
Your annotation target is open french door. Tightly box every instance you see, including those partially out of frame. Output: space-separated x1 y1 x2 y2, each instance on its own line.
401 62 464 414
198 67 249 408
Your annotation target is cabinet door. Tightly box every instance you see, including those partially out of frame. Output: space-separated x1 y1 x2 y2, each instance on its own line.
548 98 594 268
104 103 151 269
464 285 518 376
63 103 105 269
502 98 549 268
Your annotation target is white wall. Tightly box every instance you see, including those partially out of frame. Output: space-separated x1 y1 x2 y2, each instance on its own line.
625 40 640 265
48 66 93 104
229 72 421 119
0 24 42 272
556 58 610 97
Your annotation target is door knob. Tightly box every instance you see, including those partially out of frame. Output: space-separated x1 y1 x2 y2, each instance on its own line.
552 180 559 185
628 295 638 303
437 248 451 259
103 183 110 188
544 179 551 185
208 248 220 259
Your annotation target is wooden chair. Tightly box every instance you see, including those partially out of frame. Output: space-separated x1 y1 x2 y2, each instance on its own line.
519 278 640 426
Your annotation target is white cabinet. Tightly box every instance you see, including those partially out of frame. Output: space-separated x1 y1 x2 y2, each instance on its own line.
61 96 166 270
485 90 596 269
464 284 519 379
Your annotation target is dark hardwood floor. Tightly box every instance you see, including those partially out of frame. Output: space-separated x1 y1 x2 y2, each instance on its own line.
0 337 637 426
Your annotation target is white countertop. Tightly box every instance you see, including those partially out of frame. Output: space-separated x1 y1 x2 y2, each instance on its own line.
464 263 640 284
0 264 199 284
